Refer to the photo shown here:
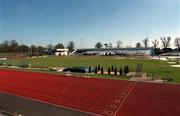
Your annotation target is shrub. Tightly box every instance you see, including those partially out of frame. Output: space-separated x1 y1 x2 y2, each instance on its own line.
0 62 3 66
161 77 173 81
49 68 57 71
18 61 29 68
151 77 155 81
6 62 12 66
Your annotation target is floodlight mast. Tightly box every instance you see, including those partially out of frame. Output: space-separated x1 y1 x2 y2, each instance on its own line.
80 38 83 48
21 40 22 56
50 40 53 55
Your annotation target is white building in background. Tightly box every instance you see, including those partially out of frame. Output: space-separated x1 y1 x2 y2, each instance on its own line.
76 47 155 56
55 49 69 56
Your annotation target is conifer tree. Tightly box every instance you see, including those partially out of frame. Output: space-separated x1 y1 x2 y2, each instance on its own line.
127 65 129 74
98 64 100 71
101 67 104 74
114 67 117 75
120 67 123 75
108 67 111 75
124 66 127 75
111 65 114 71
89 67 91 73
95 67 98 74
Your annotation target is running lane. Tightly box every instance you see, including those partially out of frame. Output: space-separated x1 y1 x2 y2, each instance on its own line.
0 69 134 116
0 69 180 116
116 82 180 116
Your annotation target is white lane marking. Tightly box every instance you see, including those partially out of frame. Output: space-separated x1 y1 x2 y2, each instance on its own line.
113 82 137 116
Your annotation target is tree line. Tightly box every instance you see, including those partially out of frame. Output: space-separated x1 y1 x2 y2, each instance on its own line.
95 36 180 54
0 40 75 53
1 36 179 54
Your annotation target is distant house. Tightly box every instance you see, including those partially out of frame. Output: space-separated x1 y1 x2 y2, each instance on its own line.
54 49 69 56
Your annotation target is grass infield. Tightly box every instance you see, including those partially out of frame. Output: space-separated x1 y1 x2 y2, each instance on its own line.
2 56 180 83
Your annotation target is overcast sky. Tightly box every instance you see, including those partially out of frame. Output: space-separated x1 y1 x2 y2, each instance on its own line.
1 0 180 48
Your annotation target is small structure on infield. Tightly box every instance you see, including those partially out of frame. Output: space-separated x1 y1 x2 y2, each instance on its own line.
135 63 143 77
63 67 95 73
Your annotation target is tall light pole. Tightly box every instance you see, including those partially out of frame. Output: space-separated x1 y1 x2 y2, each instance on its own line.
80 38 83 48
20 40 22 56
50 41 53 55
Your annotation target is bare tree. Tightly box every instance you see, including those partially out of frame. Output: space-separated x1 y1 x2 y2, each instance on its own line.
160 36 171 48
37 46 46 53
9 40 18 52
142 37 149 48
0 40 31 53
31 45 37 56
54 43 64 49
136 42 142 48
174 37 180 51
152 39 159 48
47 44 53 51
116 40 123 48
126 45 131 48
3 40 9 48
95 42 103 49
67 41 75 52
19 44 29 53
109 43 113 48
1 40 9 52
9 40 18 47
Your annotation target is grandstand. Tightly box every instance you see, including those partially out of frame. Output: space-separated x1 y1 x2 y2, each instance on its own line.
75 47 155 56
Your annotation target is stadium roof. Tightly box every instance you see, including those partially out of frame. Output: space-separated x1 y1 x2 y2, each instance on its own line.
77 47 154 51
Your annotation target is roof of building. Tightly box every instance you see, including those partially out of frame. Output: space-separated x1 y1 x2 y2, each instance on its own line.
77 47 154 52
56 49 69 52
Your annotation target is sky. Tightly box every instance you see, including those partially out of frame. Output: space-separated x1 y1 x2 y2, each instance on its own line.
0 0 180 48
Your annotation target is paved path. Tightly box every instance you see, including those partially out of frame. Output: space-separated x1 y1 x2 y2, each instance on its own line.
0 93 93 116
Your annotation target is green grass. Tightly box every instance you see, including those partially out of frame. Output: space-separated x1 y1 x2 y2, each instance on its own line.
0 52 20 57
2 56 180 83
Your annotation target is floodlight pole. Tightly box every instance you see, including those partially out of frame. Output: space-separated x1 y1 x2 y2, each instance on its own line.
21 40 22 56
37 46 39 57
50 41 53 55
80 38 83 48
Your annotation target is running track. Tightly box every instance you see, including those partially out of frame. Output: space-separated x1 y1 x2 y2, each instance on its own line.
0 69 180 116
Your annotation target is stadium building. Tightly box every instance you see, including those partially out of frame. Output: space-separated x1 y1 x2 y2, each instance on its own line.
54 49 69 56
76 47 155 56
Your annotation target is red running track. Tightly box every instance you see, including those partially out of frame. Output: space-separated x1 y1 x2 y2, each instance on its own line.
0 69 180 116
